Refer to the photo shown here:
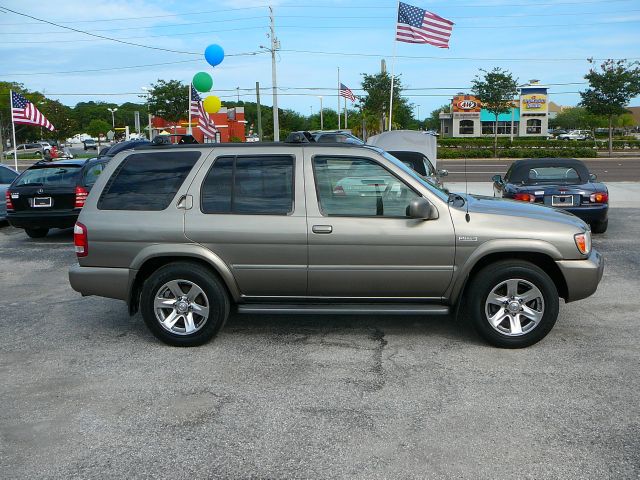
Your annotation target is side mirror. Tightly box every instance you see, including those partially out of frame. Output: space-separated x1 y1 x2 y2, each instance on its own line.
407 198 438 220
492 174 503 184
589 173 597 181
438 169 449 177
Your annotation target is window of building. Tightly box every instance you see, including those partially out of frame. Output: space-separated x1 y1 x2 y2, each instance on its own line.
459 120 474 135
312 156 420 217
444 126 449 134
98 152 200 211
481 121 519 135
201 155 294 215
526 119 542 134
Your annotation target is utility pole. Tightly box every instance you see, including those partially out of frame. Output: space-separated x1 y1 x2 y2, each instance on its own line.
269 6 280 141
256 81 263 141
318 96 324 130
236 86 240 103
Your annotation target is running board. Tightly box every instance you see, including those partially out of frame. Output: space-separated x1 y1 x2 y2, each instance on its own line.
237 303 450 315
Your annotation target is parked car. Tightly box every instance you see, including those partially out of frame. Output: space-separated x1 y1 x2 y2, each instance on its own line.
312 130 364 144
492 158 608 233
557 130 592 141
68 133 603 349
0 164 20 221
83 139 98 151
6 158 109 238
3 143 43 159
386 150 447 188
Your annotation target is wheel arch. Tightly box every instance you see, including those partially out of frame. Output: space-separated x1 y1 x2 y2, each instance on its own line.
128 245 241 315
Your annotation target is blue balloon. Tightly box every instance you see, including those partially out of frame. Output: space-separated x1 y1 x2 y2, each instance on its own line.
204 44 225 67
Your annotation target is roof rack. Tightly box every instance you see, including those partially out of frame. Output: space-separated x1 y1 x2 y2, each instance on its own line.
151 134 199 146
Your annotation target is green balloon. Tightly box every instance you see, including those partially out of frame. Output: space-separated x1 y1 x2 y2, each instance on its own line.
192 72 213 92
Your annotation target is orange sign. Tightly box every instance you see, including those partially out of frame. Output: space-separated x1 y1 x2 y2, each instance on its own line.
453 95 481 113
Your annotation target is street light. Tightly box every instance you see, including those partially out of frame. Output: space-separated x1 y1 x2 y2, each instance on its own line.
107 107 118 128
317 96 324 130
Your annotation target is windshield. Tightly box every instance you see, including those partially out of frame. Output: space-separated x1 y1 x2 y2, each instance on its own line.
527 166 581 184
14 166 81 187
379 150 449 201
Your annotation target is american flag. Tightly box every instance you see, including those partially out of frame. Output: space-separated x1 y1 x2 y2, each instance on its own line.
395 2 454 49
339 83 356 102
190 86 217 139
11 91 55 131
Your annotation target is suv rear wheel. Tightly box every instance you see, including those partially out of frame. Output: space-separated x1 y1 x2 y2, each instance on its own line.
469 260 559 348
140 262 230 347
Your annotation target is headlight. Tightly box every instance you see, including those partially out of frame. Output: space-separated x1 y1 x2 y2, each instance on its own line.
574 231 591 255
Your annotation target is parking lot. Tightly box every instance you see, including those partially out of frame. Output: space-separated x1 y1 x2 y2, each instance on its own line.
1 203 639 478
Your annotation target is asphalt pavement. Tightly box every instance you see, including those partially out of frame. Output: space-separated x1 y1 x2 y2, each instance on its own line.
0 204 638 478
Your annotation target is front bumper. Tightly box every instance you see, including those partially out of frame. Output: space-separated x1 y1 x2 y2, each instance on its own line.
69 264 135 301
8 210 79 229
555 249 604 302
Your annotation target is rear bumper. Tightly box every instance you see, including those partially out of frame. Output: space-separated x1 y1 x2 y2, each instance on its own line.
556 249 604 302
8 210 79 229
69 264 135 301
560 205 608 224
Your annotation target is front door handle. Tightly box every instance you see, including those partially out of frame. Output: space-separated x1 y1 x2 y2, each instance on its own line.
312 225 333 234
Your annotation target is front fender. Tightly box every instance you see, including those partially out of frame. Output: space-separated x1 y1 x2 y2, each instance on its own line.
447 238 563 304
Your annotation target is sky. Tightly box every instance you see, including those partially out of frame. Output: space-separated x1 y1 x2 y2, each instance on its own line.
1 0 640 118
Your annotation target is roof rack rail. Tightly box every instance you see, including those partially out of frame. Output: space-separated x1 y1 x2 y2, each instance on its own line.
284 131 316 144
151 134 199 145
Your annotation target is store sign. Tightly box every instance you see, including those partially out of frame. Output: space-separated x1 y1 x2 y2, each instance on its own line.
522 94 547 112
452 95 482 113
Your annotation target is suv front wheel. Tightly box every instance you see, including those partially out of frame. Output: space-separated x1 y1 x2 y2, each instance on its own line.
140 262 230 347
469 260 559 348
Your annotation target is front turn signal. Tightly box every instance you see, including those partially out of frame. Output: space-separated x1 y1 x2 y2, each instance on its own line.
575 232 591 255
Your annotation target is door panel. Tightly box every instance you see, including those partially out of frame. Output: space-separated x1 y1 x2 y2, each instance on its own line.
305 150 455 298
184 149 307 296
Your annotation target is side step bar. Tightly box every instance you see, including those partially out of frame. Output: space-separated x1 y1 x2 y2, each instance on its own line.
237 303 450 316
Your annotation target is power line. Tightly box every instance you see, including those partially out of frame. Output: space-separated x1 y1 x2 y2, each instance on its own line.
0 5 199 55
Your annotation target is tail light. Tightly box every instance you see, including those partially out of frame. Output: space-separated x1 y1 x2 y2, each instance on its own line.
5 190 14 212
333 185 346 196
590 192 608 204
513 192 535 203
74 222 88 257
74 186 89 209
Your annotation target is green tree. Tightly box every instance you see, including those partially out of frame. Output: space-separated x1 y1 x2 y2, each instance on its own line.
147 79 188 123
86 119 111 147
549 107 607 130
471 67 519 156
424 104 450 131
40 99 77 141
360 72 413 134
580 58 640 156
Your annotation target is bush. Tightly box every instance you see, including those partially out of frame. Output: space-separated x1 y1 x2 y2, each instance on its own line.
438 147 598 159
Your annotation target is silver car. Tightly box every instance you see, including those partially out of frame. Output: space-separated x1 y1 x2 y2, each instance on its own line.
69 136 604 348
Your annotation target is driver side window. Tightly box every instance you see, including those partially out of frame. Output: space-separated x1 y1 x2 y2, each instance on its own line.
313 156 420 217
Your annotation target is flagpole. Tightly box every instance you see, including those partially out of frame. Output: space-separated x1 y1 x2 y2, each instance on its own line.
344 95 348 129
9 90 18 171
188 83 193 135
337 67 341 130
388 1 400 131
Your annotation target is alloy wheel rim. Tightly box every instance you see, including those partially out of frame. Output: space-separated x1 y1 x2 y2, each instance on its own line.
484 278 544 336
154 279 210 336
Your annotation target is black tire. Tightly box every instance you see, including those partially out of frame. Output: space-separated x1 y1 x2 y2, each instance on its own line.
468 260 559 348
591 219 608 234
25 228 49 238
140 262 230 347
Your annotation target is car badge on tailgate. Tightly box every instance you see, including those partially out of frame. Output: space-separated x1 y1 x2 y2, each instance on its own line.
37 188 44 194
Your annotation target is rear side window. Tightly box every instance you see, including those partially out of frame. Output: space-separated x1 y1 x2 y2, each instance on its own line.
84 162 106 187
0 167 18 184
201 155 294 215
98 152 200 211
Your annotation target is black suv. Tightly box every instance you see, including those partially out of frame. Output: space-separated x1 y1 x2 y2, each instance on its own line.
6 158 109 238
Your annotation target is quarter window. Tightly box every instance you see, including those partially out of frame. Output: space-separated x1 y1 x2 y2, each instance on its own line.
201 155 294 215
313 156 420 217
98 152 200 211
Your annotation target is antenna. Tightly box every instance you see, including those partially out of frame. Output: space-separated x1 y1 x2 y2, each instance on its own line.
464 155 470 222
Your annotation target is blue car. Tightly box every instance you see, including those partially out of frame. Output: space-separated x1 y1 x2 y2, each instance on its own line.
492 158 608 233
1 164 20 221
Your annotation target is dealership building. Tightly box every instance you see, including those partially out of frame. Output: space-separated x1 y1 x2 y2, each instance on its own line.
439 81 549 138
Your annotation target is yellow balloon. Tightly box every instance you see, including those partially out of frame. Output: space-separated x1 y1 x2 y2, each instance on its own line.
203 95 221 114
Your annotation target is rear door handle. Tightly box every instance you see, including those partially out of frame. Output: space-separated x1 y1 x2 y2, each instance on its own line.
312 225 333 234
